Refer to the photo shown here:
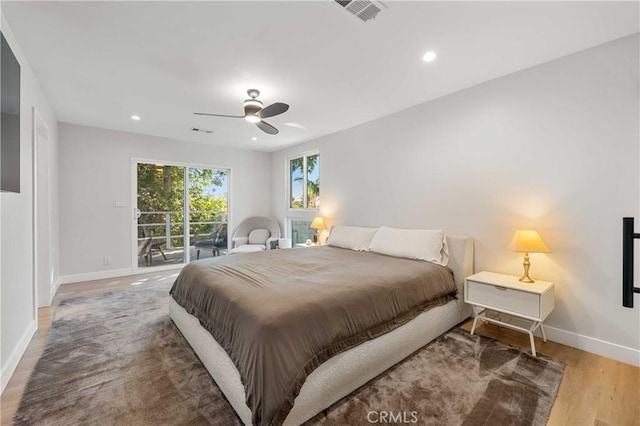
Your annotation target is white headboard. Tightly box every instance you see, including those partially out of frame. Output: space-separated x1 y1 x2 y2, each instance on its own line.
446 234 474 321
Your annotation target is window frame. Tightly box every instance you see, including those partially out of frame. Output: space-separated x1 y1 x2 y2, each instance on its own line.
286 149 320 211
285 216 316 245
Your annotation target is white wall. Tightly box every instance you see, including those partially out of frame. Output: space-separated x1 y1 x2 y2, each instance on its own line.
58 123 271 281
271 34 640 365
0 15 59 391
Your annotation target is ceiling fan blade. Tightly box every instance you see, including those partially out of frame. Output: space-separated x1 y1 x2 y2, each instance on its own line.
258 102 289 119
256 120 279 135
194 112 244 118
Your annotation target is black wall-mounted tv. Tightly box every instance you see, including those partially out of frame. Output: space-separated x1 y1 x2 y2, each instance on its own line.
1 31 21 193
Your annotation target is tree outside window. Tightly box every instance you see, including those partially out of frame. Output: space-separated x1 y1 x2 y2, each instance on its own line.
137 164 228 246
289 153 319 209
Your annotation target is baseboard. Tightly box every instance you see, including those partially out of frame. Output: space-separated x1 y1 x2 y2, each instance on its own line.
1 319 37 394
484 314 640 367
58 268 133 285
49 279 60 303
543 325 640 367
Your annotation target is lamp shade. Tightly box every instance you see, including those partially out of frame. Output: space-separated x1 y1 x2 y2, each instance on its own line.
310 217 326 230
509 229 550 253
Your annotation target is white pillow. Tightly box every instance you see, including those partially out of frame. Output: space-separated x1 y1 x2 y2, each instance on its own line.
327 225 378 251
369 226 449 266
248 229 270 245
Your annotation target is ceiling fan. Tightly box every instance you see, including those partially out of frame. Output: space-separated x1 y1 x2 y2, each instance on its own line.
194 89 289 135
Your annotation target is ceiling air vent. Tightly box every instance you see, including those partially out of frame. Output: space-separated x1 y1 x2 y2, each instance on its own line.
334 0 387 23
191 127 213 134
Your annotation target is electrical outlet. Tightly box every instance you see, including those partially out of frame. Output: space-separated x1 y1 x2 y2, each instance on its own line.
104 256 112 265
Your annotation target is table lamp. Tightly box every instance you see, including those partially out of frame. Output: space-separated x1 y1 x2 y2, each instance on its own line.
310 217 326 244
509 229 550 283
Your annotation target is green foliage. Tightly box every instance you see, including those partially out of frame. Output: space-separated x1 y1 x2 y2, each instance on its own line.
290 155 320 209
307 179 319 208
137 164 228 245
306 154 320 208
137 164 184 214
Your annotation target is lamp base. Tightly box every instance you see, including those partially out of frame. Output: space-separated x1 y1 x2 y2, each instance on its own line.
519 252 536 283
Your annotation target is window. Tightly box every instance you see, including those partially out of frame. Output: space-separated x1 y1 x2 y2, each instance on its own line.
289 152 320 209
286 217 315 245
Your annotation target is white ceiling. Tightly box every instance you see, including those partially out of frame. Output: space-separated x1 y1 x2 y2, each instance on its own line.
3 1 638 152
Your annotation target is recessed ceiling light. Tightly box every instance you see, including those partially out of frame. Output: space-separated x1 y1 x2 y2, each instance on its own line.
131 115 141 121
251 137 258 141
422 51 437 62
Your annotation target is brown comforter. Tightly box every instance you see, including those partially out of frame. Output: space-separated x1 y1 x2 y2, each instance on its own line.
170 246 457 426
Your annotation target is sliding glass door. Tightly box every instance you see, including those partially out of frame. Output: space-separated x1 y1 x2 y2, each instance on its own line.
188 168 228 261
134 161 229 270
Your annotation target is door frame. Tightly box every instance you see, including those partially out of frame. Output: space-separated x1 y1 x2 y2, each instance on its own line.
32 107 54 313
130 157 232 273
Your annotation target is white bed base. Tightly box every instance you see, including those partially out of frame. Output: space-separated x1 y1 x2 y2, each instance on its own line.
170 235 473 426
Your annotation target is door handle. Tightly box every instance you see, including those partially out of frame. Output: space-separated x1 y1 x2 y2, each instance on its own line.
134 208 141 219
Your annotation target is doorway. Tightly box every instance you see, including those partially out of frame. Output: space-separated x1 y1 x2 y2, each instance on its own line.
133 160 229 271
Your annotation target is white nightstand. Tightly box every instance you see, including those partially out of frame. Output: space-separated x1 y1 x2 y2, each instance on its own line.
464 271 554 356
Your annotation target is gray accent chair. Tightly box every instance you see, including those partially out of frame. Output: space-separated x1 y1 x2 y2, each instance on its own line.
229 216 281 254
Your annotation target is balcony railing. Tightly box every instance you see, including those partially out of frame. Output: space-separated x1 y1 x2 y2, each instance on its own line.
138 210 227 249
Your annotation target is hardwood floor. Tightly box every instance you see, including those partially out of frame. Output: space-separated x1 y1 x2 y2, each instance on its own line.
458 321 640 426
1 272 638 425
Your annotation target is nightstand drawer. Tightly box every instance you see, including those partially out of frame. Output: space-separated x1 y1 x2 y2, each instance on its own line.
466 280 539 318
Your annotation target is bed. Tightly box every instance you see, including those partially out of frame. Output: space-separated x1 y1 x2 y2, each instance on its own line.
169 230 473 426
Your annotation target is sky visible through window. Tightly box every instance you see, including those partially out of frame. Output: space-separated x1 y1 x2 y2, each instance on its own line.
202 174 227 197
306 154 319 209
291 160 304 208
289 155 319 209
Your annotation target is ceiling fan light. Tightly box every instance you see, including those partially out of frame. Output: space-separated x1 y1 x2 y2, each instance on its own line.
244 99 263 109
244 98 263 118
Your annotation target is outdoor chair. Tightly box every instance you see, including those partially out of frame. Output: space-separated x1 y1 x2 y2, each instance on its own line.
141 227 168 264
137 237 153 267
194 223 228 259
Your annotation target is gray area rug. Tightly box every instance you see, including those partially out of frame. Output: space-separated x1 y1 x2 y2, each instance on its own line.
14 283 564 426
